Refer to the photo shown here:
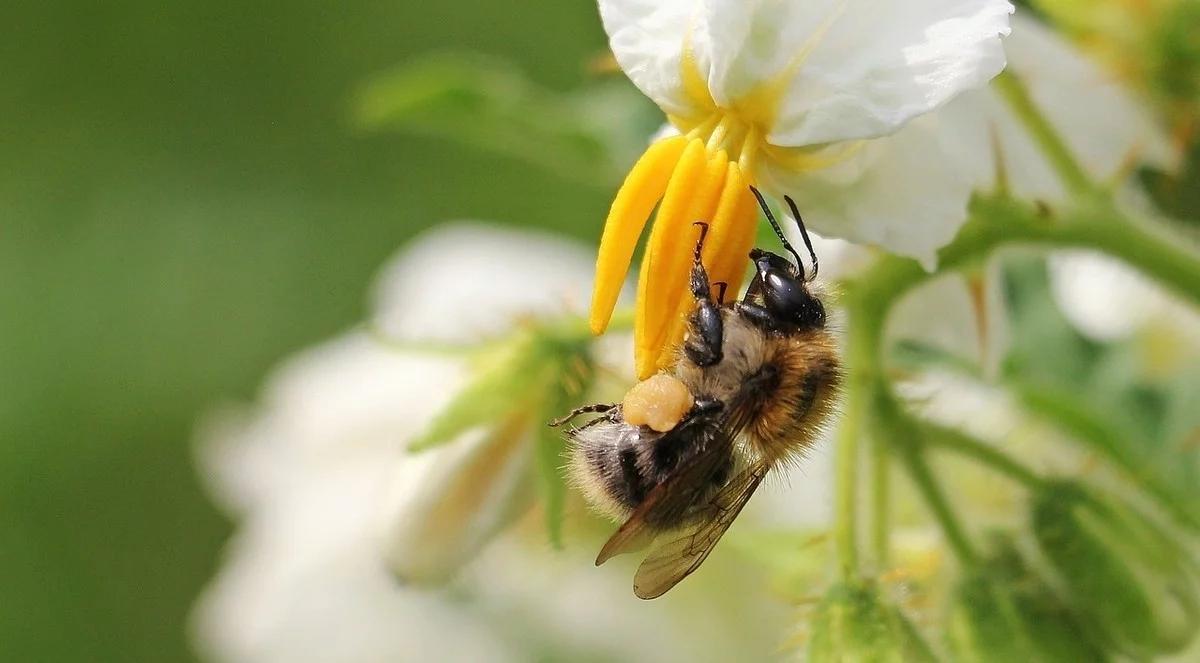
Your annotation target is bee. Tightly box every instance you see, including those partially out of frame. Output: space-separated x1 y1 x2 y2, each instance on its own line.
552 187 842 599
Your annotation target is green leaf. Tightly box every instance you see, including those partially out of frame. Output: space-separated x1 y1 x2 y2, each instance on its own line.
353 54 655 186
981 533 1113 662
407 333 543 452
534 337 594 549
1031 482 1200 657
946 573 1038 663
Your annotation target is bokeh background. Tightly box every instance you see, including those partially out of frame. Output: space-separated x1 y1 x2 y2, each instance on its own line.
1 2 621 661
6 2 1200 662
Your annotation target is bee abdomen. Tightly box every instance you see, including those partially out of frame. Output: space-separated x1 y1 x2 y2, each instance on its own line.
568 415 733 525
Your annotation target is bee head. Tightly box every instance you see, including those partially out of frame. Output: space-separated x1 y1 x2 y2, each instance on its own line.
750 249 826 329
745 186 825 327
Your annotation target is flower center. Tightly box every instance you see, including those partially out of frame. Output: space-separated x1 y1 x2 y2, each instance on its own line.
685 111 763 178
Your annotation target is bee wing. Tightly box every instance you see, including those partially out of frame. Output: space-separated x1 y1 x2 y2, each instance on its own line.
595 415 734 565
631 461 769 599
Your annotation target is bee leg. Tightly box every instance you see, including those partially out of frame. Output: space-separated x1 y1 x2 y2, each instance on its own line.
684 222 724 367
548 402 617 428
734 301 781 333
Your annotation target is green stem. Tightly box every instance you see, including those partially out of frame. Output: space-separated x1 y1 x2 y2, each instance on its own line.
870 427 890 569
850 194 1200 315
993 70 1093 195
920 423 1045 490
834 296 879 579
870 385 980 566
899 442 979 566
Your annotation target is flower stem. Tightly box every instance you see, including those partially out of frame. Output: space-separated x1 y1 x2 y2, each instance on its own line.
869 383 980 567
833 296 878 579
851 194 1200 314
993 70 1093 195
920 423 1045 490
870 427 890 569
899 440 979 566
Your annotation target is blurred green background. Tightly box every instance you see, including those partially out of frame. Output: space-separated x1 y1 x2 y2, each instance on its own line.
0 2 618 661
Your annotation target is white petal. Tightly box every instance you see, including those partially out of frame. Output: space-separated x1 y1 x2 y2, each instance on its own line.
601 0 1012 144
889 266 1010 377
1049 250 1200 343
371 222 597 343
937 13 1176 202
381 424 536 585
712 0 1012 144
191 334 514 662
763 113 975 267
598 0 700 118
195 334 467 516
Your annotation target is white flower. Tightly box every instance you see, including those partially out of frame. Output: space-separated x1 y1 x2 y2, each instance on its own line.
943 13 1176 202
786 11 1176 375
590 0 1014 376
787 11 1174 269
1049 250 1200 345
193 222 807 663
192 223 598 662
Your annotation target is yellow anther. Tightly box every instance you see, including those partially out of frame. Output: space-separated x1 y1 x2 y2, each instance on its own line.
589 135 688 335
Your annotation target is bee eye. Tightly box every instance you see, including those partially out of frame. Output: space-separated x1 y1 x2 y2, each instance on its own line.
764 271 825 328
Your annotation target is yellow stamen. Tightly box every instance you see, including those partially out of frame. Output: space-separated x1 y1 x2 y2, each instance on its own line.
635 142 727 378
589 135 688 335
593 3 852 376
657 161 758 368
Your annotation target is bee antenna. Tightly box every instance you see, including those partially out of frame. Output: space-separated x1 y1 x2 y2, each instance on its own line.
783 195 819 280
749 186 806 278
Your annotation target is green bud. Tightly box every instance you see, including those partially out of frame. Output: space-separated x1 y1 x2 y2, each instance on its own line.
1032 481 1200 658
808 581 932 663
982 534 1112 662
946 571 1037 663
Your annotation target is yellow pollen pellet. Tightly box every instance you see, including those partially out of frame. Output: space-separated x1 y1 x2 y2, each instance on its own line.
622 374 694 433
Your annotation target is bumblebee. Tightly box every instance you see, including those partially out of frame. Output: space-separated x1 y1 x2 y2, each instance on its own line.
553 188 842 599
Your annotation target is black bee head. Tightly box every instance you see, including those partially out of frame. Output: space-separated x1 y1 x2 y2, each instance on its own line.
750 249 826 329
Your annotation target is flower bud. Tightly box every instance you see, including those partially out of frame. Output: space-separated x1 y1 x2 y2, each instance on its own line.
946 571 1037 663
978 534 1112 661
1032 481 1200 657
807 581 932 663
385 319 595 583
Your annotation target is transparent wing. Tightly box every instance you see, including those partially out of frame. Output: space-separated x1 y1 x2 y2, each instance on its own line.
595 415 733 565
631 461 769 599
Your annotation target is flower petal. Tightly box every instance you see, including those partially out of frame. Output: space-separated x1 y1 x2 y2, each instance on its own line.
773 0 1013 144
371 222 599 343
762 114 975 267
602 0 1013 145
599 0 707 119
940 13 1177 202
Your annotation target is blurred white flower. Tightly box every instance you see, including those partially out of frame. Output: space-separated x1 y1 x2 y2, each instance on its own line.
193 222 817 663
944 13 1176 201
1048 249 1200 344
193 223 598 662
590 0 1014 375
